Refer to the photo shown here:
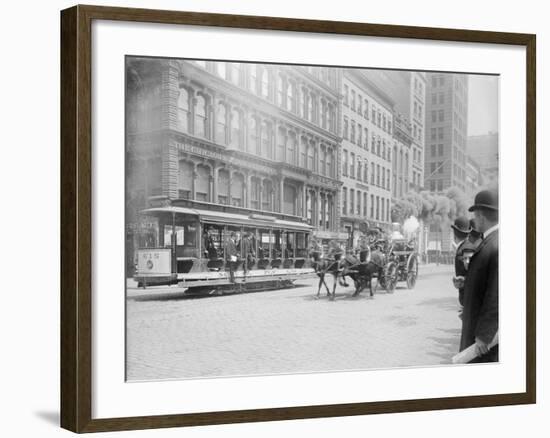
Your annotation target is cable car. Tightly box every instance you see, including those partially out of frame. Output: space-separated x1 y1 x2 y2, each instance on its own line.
134 205 315 294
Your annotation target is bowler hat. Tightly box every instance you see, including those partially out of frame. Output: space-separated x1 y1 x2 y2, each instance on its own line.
468 190 498 212
451 216 471 234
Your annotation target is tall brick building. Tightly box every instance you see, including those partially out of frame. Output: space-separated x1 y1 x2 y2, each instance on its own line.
424 73 469 194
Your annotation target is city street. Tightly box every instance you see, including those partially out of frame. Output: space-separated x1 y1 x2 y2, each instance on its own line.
126 264 462 381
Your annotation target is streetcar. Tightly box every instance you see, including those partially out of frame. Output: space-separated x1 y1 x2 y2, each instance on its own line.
133 203 315 294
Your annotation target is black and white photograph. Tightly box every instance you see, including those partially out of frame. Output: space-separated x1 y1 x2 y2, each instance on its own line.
125 57 499 381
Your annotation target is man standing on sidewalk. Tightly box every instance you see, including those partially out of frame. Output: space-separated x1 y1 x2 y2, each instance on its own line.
451 216 477 318
460 190 499 362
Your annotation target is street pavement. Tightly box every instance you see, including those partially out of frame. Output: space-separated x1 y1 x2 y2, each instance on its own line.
126 264 462 381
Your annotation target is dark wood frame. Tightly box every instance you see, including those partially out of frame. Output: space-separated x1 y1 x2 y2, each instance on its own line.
61 4 536 433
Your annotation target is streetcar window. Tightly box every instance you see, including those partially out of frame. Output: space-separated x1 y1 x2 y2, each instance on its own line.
203 223 223 259
225 225 243 257
136 215 158 248
285 232 295 258
243 228 257 256
272 229 282 259
258 229 271 259
296 233 307 257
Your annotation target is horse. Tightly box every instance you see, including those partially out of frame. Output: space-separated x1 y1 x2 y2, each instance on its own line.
310 251 343 301
339 250 386 298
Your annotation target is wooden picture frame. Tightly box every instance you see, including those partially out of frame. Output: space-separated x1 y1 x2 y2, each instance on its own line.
61 4 536 433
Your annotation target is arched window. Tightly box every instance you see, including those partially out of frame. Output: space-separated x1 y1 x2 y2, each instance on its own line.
177 87 189 132
216 102 227 144
248 117 258 153
307 94 314 121
327 104 334 132
277 127 286 161
250 177 261 210
363 160 368 182
229 63 241 86
194 94 207 138
283 184 297 215
326 148 333 177
299 137 307 168
231 173 245 207
261 121 271 158
178 161 193 199
286 80 295 112
307 142 315 171
357 160 362 181
195 165 211 202
230 109 242 149
249 65 257 94
217 169 230 205
321 100 327 129
262 179 273 211
277 75 285 106
302 88 309 119
320 146 326 176
343 118 348 139
217 62 226 79
286 133 296 165
261 68 269 98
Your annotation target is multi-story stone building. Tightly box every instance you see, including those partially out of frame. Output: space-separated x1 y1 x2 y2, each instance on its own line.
391 114 413 200
362 71 427 195
340 69 394 246
424 73 469 194
126 58 344 262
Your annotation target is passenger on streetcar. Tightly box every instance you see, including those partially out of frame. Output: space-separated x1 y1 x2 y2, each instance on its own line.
203 227 217 260
225 232 239 283
242 232 256 280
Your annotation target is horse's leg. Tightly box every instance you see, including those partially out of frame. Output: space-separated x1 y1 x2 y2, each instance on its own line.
316 274 323 298
330 273 338 300
324 277 331 296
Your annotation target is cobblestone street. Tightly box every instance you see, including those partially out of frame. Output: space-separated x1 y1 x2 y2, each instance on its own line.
126 264 461 381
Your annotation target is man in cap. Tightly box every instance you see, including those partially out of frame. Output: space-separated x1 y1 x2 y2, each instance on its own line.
460 190 499 362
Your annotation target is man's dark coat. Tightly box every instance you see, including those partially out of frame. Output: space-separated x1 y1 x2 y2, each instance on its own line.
459 229 499 351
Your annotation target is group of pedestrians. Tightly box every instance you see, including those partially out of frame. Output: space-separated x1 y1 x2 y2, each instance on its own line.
452 189 499 363
224 231 256 284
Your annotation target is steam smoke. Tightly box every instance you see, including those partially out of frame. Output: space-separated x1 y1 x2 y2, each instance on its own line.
403 216 420 235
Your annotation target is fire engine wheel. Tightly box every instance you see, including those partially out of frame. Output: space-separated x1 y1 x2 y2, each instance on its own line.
384 262 398 293
406 256 419 290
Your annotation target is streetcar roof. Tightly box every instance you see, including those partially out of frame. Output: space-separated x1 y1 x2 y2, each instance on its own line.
141 206 313 231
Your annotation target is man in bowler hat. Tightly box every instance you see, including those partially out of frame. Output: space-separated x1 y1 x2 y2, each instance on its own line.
460 190 499 362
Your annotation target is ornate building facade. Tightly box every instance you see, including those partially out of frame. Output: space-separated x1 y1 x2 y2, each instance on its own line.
126 58 344 252
340 70 395 246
